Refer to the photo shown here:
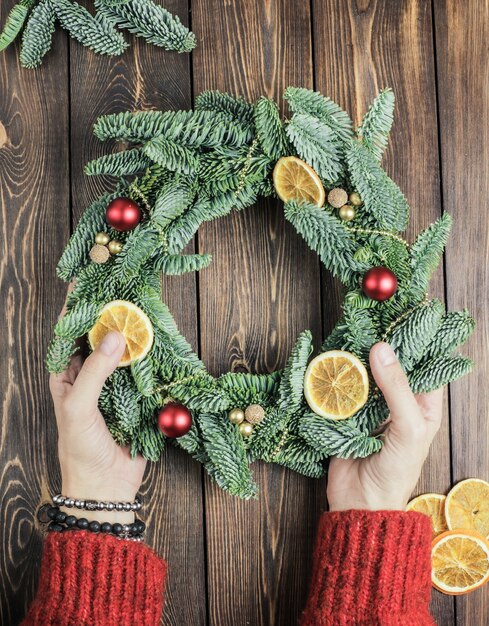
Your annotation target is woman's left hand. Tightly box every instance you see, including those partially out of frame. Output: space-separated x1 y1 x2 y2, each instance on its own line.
49 288 147 523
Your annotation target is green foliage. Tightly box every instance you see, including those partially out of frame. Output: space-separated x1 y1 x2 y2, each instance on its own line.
253 97 288 161
94 0 196 52
409 213 452 301
4 0 195 67
358 89 395 161
0 0 34 52
19 0 56 68
286 113 342 183
346 140 409 232
284 200 361 284
153 253 212 275
48 87 474 500
85 148 152 177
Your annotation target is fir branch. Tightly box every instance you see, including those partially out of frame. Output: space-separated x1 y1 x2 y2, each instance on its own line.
150 174 195 228
45 336 79 374
284 200 361 284
85 148 151 177
253 97 288 161
54 300 102 340
143 135 199 175
408 355 474 394
358 88 395 161
346 140 409 232
286 113 342 183
409 213 452 301
53 0 128 56
277 331 313 414
272 436 326 478
95 0 196 53
284 87 354 144
426 310 475 360
110 368 141 437
153 253 212 275
199 411 258 499
19 0 56 68
387 299 444 371
131 357 156 397
112 225 160 281
0 0 35 52
195 90 254 126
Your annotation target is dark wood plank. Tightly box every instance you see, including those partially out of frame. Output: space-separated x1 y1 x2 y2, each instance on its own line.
69 3 206 625
434 0 489 622
312 1 454 622
191 2 326 625
0 4 70 623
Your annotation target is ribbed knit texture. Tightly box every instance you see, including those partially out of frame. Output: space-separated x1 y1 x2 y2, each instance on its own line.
21 530 167 626
300 510 435 626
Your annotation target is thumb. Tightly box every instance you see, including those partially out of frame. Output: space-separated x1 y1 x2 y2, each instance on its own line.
369 342 424 446
70 332 126 408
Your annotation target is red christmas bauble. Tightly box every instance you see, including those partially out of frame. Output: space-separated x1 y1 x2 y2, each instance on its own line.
157 402 192 438
106 197 142 232
362 266 398 301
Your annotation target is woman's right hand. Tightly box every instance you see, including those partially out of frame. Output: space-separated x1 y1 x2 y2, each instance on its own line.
327 342 443 512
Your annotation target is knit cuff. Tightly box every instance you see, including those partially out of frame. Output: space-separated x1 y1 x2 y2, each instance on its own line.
22 531 167 626
300 510 435 626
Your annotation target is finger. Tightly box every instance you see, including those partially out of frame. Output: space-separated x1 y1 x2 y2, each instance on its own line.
369 342 423 444
415 387 444 440
70 332 126 408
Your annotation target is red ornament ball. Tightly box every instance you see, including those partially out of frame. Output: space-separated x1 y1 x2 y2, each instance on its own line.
362 266 398 301
157 402 192 438
106 197 142 232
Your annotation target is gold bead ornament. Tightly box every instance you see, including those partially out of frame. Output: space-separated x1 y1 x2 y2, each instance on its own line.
327 187 348 208
339 205 356 222
108 240 123 255
239 422 254 437
349 192 363 206
89 244 110 264
95 232 111 245
228 408 245 425
244 404 265 424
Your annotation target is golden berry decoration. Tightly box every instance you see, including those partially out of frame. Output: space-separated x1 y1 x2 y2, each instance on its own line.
228 408 245 425
339 205 356 222
108 240 123 255
244 404 265 424
239 422 254 437
95 232 111 246
89 244 110 264
327 188 348 208
349 192 363 206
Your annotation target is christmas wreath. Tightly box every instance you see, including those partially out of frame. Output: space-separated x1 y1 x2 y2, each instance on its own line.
47 88 475 499
0 0 195 68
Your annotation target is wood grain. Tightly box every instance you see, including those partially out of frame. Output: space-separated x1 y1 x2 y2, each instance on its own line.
0 3 70 623
311 1 456 621
434 0 489 622
191 2 327 625
67 2 207 625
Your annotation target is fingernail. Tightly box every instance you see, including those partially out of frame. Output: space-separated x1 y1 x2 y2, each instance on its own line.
100 331 123 355
376 342 397 366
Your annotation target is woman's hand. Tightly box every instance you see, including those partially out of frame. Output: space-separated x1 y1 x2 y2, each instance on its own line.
49 292 147 523
327 342 443 512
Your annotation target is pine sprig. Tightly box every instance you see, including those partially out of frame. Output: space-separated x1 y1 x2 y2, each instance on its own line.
358 88 395 161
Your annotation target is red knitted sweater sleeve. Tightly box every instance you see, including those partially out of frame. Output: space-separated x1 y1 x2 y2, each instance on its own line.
300 510 435 626
21 531 167 626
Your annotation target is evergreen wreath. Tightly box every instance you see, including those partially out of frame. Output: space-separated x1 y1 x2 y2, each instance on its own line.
46 88 475 499
0 0 195 68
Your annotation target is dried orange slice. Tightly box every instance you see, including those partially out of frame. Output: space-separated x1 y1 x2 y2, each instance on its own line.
273 156 325 207
445 478 489 539
431 529 489 595
88 300 154 367
407 493 448 540
303 350 369 419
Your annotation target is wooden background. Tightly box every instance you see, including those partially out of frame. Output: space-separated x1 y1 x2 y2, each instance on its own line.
0 0 488 624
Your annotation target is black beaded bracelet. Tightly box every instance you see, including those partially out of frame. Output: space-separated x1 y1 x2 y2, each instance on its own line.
52 493 142 513
38 505 146 542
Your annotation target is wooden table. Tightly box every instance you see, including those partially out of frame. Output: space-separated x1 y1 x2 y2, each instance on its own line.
1 1 488 624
